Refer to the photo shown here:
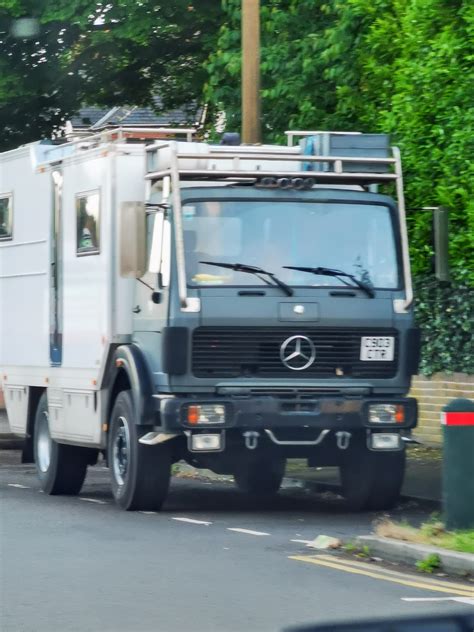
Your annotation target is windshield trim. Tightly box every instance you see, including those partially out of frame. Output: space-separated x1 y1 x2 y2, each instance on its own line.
180 197 403 292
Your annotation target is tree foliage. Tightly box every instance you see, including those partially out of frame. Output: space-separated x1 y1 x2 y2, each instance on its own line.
0 0 223 150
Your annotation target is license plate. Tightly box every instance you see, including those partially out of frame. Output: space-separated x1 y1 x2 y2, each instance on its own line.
360 336 394 361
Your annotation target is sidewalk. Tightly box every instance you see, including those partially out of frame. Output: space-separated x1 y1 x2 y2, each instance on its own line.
285 450 442 503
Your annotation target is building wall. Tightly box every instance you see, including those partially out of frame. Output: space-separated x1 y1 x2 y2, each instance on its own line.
409 373 474 446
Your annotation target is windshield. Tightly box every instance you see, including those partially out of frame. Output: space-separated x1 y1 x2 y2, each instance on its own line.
183 200 399 289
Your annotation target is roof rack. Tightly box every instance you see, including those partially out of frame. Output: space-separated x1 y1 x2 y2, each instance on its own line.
145 147 398 185
31 126 197 168
144 130 399 187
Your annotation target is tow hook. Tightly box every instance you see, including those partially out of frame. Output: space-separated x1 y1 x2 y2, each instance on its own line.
243 431 260 450
336 431 351 450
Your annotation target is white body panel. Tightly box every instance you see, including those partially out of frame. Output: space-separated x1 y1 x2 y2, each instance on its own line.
1 148 50 370
2 385 29 435
0 142 145 445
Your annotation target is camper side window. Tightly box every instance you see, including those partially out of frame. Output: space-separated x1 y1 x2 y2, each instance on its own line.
76 191 100 255
0 194 13 240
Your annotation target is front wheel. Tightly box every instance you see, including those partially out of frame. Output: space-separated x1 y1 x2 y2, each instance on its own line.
340 433 405 511
108 390 172 511
365 449 406 510
34 393 90 495
234 452 286 498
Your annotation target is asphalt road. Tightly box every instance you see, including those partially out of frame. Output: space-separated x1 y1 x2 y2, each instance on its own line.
1 451 473 632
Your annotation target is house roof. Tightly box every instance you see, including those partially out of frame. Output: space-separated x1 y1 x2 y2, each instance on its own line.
69 96 204 130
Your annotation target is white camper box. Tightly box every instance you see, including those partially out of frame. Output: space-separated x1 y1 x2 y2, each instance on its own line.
0 136 150 446
0 129 307 448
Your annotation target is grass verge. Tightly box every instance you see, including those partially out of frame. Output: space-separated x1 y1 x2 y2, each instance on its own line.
375 518 474 554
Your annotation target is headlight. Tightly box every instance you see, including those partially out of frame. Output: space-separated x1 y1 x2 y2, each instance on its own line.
370 433 402 450
369 404 405 424
186 404 226 425
190 433 223 451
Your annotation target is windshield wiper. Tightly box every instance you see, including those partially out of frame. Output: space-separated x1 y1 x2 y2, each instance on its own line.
283 265 375 298
200 261 293 296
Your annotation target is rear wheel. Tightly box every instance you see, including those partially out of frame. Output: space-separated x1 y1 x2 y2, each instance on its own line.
234 452 286 497
34 393 90 495
340 433 405 511
108 390 172 511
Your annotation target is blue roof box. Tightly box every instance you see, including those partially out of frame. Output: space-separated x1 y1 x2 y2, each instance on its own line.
302 132 391 173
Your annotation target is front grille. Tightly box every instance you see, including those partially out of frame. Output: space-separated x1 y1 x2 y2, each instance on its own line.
192 327 398 379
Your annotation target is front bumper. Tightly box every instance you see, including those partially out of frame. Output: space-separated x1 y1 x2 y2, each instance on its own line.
155 395 417 432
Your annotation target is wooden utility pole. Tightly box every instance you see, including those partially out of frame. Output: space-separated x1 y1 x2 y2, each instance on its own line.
241 0 261 144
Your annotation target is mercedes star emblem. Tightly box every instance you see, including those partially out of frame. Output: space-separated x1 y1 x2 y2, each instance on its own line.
280 335 316 371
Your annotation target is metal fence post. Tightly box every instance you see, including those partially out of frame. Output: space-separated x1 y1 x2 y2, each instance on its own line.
441 398 474 530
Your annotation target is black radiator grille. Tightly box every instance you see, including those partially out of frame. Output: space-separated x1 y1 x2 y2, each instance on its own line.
192 327 398 379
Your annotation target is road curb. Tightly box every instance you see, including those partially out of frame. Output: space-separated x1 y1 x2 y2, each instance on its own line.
356 535 474 578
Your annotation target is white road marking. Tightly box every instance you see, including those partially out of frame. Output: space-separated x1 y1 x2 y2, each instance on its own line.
79 497 108 505
227 528 270 536
140 511 158 515
402 597 474 605
291 539 313 545
8 483 30 489
172 517 212 526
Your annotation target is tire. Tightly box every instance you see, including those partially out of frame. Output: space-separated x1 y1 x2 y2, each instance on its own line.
366 449 406 510
339 446 374 511
108 390 171 511
33 392 89 495
340 433 405 511
234 452 286 497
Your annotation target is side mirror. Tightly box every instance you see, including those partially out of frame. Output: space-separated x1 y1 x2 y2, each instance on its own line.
119 202 146 278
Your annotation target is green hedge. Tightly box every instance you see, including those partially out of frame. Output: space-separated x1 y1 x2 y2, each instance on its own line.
414 274 474 375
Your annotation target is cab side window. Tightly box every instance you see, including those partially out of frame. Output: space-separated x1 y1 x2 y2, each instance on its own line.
0 194 13 240
76 191 100 255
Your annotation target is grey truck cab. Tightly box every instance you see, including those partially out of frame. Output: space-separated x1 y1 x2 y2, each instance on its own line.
113 130 420 511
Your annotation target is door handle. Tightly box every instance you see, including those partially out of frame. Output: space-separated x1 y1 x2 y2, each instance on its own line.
132 305 141 314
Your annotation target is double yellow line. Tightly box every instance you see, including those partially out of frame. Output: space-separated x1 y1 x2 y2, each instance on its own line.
289 554 474 598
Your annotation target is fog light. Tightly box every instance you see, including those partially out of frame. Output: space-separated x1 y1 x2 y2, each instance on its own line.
370 433 402 450
369 404 405 424
187 404 226 425
190 434 222 452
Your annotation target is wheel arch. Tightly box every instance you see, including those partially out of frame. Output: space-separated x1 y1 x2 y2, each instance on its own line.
106 345 156 429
